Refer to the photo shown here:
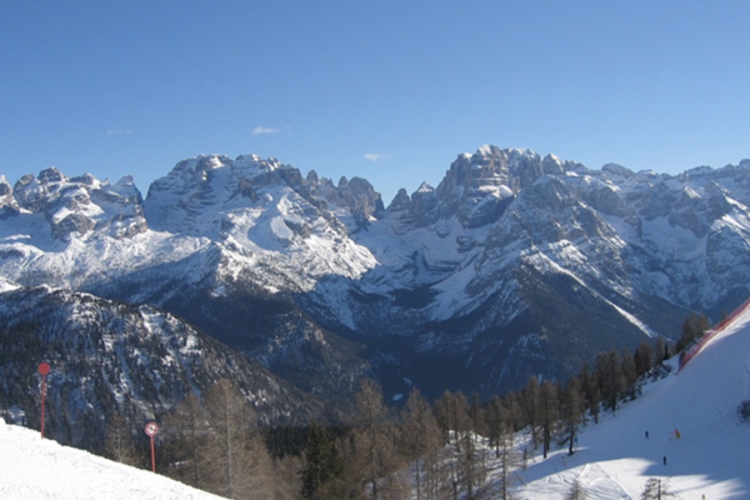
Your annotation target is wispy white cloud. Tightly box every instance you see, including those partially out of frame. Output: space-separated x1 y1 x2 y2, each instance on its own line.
106 129 132 136
364 153 391 162
252 125 280 135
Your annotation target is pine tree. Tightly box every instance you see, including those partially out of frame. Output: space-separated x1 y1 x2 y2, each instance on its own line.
621 349 637 400
596 350 623 413
540 380 558 459
634 341 652 379
300 422 343 500
676 312 711 352
653 337 669 365
561 376 584 456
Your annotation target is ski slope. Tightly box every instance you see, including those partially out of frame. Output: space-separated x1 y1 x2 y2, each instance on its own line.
3 303 750 499
514 305 750 499
0 420 224 500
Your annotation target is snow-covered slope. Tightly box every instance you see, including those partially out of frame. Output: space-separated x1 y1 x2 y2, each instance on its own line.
0 419 223 500
514 301 750 499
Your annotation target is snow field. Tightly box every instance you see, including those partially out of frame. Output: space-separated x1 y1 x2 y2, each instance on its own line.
512 305 750 499
0 420 225 500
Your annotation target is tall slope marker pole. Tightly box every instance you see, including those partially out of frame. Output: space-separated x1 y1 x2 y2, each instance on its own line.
145 422 159 472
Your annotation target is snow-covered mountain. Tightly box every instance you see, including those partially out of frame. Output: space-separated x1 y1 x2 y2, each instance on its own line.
0 278 320 450
1 146 750 405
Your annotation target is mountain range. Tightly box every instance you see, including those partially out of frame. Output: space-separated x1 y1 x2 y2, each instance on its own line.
2 145 750 438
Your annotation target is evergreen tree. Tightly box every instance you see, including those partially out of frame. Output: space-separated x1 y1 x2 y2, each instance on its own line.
653 337 669 366
676 312 711 353
634 341 652 379
561 376 584 456
300 422 343 500
540 380 558 459
621 349 637 400
596 350 624 413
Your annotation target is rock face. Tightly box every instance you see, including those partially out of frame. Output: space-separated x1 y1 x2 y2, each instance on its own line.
9 168 146 240
0 280 318 449
1 146 750 407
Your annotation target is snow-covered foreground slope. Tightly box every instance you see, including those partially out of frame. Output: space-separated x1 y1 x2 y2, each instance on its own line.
0 419 224 500
514 305 750 499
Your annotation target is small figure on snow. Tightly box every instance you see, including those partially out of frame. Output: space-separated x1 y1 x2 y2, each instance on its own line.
645 430 649 439
663 455 667 465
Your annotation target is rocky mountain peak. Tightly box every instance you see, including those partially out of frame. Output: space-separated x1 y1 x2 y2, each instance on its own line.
386 147 579 232
0 176 19 216
429 147 535 228
3 145 750 406
602 163 636 179
37 166 67 184
7 168 146 240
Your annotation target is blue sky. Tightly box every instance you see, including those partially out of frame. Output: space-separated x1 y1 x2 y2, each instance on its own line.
1 1 749 205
